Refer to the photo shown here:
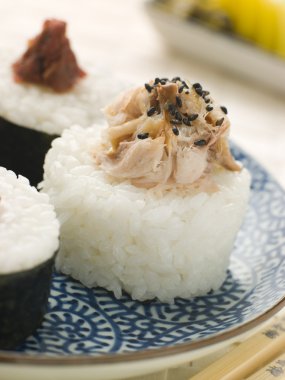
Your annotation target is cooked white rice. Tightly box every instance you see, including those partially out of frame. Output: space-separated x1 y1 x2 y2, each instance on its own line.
42 126 250 302
0 167 59 274
0 48 127 135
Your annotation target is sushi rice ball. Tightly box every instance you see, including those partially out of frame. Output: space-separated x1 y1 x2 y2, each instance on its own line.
0 167 59 349
0 19 126 186
42 77 250 303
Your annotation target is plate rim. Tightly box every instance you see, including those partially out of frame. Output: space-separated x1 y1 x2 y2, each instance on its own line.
0 288 285 366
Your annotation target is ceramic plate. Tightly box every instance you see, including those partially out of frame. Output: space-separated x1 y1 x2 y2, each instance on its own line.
1 144 285 380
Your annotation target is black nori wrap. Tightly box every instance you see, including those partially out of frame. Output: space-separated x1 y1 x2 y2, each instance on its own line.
0 117 59 187
0 255 55 350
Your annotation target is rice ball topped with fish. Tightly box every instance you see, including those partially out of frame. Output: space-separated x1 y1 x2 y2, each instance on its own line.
0 19 126 186
42 77 250 302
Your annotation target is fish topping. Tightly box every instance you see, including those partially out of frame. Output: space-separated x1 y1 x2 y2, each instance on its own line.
12 19 86 93
96 77 240 188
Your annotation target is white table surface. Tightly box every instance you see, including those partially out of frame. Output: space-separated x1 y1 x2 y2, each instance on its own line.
0 0 284 379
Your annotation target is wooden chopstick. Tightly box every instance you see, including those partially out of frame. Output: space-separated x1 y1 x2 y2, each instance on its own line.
190 313 285 380
246 352 285 379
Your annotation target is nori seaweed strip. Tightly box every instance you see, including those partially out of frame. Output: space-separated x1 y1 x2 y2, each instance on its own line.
0 255 55 350
0 117 59 187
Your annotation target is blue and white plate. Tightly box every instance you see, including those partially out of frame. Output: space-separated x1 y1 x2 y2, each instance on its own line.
1 144 285 380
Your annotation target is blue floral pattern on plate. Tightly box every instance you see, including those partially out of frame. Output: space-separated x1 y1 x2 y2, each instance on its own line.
16 144 285 356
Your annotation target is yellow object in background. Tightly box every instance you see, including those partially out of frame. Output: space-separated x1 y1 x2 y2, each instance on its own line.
218 0 285 58
234 0 259 41
164 0 285 60
275 2 285 58
234 0 285 58
220 0 237 23
256 0 279 51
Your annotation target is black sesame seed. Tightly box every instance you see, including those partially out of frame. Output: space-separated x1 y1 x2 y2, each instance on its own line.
171 76 181 82
202 90 210 97
172 127 179 136
154 77 160 85
189 113 199 121
168 103 176 116
215 117 225 126
182 81 189 89
137 132 149 139
175 112 182 121
147 107 156 117
178 85 185 93
185 90 190 94
204 98 211 104
176 96 182 108
161 77 169 82
144 83 152 93
206 105 213 112
194 87 203 96
160 80 167 85
183 117 191 126
170 119 182 125
193 83 202 90
194 139 207 146
221 106 228 114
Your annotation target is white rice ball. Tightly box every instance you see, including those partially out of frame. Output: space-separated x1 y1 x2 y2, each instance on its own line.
42 126 250 302
0 167 59 274
0 48 127 135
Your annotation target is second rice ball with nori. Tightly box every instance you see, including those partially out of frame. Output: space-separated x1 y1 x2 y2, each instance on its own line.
0 167 59 349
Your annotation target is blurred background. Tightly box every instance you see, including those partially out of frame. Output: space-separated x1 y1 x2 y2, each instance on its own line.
0 0 284 187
